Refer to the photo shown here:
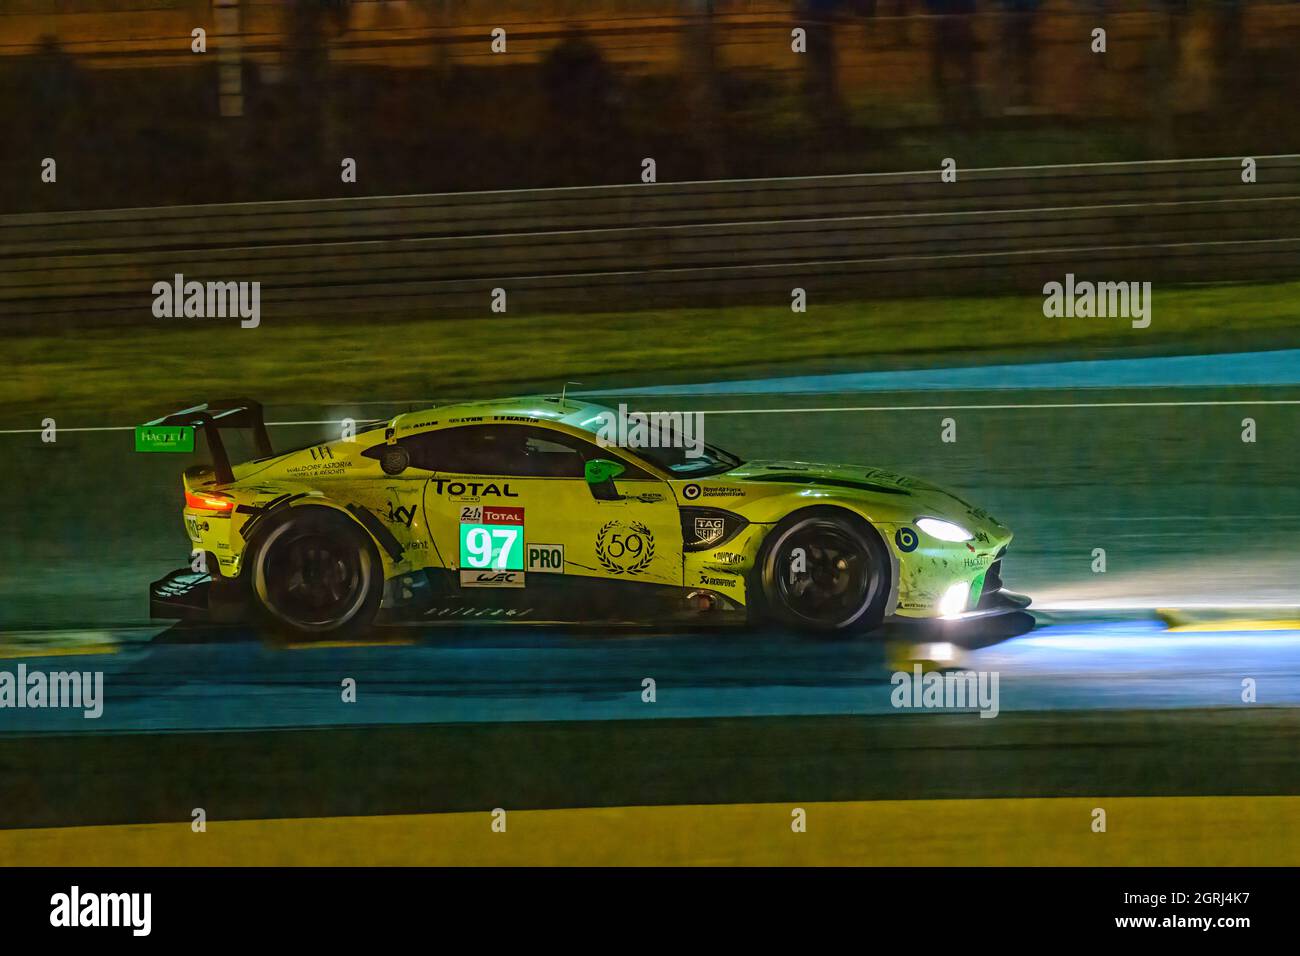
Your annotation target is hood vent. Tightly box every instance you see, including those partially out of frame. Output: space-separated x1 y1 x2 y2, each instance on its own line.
740 474 912 495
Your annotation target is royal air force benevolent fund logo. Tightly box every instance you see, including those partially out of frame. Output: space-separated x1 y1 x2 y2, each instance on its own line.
682 483 741 501
595 520 656 575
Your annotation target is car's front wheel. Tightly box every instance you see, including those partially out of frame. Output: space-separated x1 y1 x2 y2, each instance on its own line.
754 508 889 636
249 508 382 640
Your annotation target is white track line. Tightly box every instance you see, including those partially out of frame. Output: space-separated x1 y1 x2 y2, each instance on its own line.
1034 602 1300 611
22 195 1300 259
701 399 1300 415
3 397 1300 435
35 228 1300 268
6 153 1298 219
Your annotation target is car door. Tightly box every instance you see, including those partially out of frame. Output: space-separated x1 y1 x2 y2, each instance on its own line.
416 423 682 591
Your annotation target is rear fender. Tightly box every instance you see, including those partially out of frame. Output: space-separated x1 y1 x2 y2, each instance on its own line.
233 496 401 580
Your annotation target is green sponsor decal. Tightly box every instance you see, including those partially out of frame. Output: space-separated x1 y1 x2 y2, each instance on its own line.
135 424 195 453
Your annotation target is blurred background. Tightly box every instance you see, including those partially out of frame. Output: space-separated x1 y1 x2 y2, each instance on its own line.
2 0 1297 211
1 1 1299 865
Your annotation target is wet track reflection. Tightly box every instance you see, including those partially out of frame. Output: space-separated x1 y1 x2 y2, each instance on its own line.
2 612 1297 733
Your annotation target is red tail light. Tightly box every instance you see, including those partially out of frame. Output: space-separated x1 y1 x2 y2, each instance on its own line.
186 490 235 513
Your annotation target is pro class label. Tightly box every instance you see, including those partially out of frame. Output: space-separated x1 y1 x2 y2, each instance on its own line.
526 543 565 573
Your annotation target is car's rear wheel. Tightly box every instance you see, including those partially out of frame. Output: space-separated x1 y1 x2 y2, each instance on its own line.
754 508 889 636
249 509 382 640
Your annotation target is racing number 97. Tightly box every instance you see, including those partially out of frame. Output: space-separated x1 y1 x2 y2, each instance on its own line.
462 525 521 570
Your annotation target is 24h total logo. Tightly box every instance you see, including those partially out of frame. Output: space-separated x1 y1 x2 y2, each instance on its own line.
595 520 656 575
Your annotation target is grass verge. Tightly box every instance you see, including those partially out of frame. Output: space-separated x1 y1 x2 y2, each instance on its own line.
6 280 1300 424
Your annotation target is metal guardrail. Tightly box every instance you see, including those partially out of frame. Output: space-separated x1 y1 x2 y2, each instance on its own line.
3 155 1299 326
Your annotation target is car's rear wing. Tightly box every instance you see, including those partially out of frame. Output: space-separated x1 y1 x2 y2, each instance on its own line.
135 398 272 484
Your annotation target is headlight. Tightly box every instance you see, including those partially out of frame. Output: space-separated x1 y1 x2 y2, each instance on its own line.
916 517 973 542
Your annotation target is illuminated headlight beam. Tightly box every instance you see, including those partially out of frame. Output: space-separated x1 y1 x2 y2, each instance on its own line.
939 581 972 618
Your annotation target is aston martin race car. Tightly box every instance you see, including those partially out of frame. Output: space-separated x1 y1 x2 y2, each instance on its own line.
138 396 1028 638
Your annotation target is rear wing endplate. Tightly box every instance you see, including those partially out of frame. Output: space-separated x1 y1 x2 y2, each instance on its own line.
135 398 272 484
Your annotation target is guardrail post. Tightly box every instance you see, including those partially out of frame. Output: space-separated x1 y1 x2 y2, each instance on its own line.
214 0 243 118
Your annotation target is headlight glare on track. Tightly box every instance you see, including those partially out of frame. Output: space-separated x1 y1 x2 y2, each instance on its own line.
939 581 972 618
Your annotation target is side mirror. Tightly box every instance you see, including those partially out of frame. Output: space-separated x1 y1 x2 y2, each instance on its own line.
585 459 625 485
584 459 625 501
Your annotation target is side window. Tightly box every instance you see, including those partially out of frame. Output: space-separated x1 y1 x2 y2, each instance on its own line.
518 431 587 478
418 426 511 473
517 426 655 479
366 425 655 479
361 426 497 473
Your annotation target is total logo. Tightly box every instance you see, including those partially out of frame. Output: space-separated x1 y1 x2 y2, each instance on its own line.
482 506 524 525
433 479 518 498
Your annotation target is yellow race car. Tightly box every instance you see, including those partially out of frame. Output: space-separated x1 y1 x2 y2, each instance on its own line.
138 396 1027 638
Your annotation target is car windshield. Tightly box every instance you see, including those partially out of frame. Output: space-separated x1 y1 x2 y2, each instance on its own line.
632 440 743 478
571 408 743 478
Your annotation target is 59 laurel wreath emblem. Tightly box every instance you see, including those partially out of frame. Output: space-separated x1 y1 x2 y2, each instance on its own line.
595 520 656 575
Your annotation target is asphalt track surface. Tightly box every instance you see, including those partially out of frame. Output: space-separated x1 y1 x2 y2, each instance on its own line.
2 375 1299 735
2 372 1299 838
0 616 1297 734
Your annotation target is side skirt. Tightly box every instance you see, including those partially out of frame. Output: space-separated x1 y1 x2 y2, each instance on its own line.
378 569 747 626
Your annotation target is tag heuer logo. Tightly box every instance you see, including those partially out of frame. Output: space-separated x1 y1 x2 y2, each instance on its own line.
694 516 726 546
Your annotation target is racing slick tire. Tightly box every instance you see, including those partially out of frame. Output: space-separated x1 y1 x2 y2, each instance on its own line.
248 507 383 640
753 507 890 637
